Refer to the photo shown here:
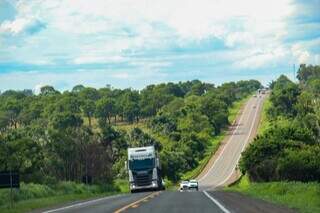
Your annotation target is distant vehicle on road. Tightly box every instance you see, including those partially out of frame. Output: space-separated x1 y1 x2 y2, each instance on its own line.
126 146 164 193
180 181 189 191
188 179 199 191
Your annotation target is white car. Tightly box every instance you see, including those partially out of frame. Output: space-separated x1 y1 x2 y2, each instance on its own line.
180 181 189 191
188 179 199 191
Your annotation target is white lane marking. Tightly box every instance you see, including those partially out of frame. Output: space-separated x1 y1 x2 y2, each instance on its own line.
216 96 262 186
203 191 230 213
198 98 252 182
42 194 125 213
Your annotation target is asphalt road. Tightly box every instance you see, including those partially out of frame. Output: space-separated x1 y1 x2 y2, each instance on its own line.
41 94 296 213
198 93 265 190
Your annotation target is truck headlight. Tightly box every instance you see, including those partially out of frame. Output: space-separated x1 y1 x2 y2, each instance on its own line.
152 180 157 187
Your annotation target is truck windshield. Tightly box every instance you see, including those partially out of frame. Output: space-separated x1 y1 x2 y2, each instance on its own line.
129 158 154 170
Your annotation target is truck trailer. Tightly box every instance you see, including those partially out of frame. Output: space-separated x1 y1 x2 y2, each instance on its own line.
127 146 164 193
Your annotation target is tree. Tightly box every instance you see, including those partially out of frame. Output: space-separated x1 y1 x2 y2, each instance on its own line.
40 85 59 96
268 75 300 118
0 129 43 182
121 90 140 123
96 98 115 124
81 100 96 127
2 98 22 129
297 64 320 84
50 112 83 129
72 84 85 93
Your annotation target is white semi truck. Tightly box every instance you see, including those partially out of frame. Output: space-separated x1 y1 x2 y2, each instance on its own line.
127 146 164 193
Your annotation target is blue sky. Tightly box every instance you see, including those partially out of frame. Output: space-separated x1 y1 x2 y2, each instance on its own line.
0 0 319 92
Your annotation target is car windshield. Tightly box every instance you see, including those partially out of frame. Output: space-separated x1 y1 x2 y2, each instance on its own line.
129 158 154 170
189 180 197 183
181 181 189 184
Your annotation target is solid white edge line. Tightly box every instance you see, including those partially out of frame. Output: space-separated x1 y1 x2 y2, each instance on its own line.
203 191 230 213
198 98 251 182
216 96 262 186
42 194 124 213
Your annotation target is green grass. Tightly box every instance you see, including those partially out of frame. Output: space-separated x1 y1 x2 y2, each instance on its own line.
113 179 130 193
0 192 118 213
257 98 271 135
228 95 251 124
226 175 320 213
0 182 122 213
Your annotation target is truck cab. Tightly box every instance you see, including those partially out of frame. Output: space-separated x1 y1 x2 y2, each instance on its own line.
127 146 164 193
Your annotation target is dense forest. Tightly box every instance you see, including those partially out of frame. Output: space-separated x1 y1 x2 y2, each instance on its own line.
0 79 261 184
240 64 320 182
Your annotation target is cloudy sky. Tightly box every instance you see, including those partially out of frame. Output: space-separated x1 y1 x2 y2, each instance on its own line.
0 0 319 91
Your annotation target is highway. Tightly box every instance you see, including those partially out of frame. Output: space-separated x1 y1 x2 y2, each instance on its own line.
41 94 295 213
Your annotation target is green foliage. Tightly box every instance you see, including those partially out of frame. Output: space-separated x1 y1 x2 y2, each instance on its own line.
0 79 261 187
297 64 320 84
0 181 120 211
240 120 319 182
147 80 260 181
128 127 162 151
277 146 320 181
241 65 320 183
268 75 300 118
40 85 59 96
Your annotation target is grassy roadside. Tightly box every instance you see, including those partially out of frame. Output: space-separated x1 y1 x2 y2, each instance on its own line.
0 181 127 213
1 192 118 213
256 97 271 135
181 95 251 181
225 95 320 213
226 175 320 213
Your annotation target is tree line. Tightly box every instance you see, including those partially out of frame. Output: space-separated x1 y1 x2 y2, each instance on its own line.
240 64 320 182
0 79 261 184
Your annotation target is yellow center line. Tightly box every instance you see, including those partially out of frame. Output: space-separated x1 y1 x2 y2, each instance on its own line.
114 192 161 213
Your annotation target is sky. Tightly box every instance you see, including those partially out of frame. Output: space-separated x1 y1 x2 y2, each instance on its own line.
0 0 319 92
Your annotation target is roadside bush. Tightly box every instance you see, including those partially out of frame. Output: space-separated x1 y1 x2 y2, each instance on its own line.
277 146 320 182
239 121 314 181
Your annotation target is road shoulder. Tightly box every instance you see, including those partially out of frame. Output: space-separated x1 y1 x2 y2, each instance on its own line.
208 191 297 213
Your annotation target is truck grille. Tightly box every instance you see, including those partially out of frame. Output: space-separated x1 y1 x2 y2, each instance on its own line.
134 171 152 186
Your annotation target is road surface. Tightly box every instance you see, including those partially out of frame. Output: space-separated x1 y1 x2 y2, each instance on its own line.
41 94 296 213
198 93 264 190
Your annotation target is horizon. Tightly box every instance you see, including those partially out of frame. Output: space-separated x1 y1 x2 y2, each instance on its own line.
0 0 319 91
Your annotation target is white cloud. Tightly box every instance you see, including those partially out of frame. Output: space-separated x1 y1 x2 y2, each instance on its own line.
73 55 124 64
111 72 130 79
0 0 319 91
237 47 288 69
291 44 311 64
33 83 46 95
0 18 33 34
0 68 168 91
225 32 255 47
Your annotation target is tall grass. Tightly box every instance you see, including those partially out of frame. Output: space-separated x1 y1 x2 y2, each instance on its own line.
0 181 120 212
226 175 320 213
257 98 271 135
